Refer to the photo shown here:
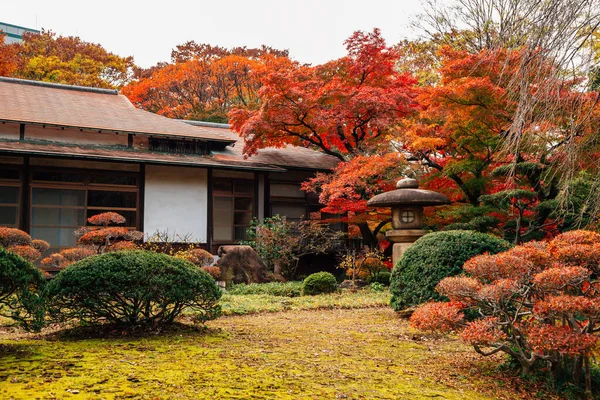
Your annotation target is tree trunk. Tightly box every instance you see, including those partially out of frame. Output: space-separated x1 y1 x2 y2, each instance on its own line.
584 356 592 398
357 222 378 248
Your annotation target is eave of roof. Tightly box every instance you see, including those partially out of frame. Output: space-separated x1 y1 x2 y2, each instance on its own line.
178 122 340 172
0 139 285 172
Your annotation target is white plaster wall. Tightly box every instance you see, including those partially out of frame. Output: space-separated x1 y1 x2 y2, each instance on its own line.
25 125 128 146
0 122 19 140
144 165 208 243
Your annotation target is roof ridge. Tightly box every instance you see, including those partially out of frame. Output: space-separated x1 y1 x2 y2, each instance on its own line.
177 119 231 129
0 76 118 95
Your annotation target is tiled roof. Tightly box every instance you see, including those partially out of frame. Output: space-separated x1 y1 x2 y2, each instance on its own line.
0 77 235 144
0 140 285 172
0 77 339 172
184 124 340 171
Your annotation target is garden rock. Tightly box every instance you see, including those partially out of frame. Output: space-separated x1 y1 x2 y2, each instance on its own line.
339 279 369 289
216 245 269 284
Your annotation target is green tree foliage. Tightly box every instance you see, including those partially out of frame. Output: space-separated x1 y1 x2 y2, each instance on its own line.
11 30 135 88
47 251 221 327
0 248 46 331
390 231 510 311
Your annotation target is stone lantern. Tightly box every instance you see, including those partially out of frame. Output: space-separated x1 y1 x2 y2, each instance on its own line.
367 178 450 266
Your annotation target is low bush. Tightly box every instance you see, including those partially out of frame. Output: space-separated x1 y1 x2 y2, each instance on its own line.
47 250 221 327
227 281 303 297
390 230 510 311
369 271 391 286
0 248 46 331
369 282 385 292
302 272 338 295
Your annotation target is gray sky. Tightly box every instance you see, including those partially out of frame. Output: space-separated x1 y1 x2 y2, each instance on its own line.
3 0 425 67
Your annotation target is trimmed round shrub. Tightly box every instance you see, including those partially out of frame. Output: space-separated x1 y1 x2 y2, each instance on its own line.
302 272 338 295
47 250 221 327
369 271 391 286
0 247 46 331
390 230 510 311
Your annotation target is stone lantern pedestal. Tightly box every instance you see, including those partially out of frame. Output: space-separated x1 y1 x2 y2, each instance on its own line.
367 178 450 267
385 229 427 263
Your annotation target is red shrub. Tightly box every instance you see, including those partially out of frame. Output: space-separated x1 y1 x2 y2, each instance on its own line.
78 227 130 246
108 241 138 252
0 227 31 247
460 318 506 346
410 231 600 391
533 266 590 291
87 212 126 226
201 266 221 280
409 301 464 333
31 239 50 253
478 279 520 302
40 253 69 270
527 324 597 357
547 230 600 249
533 295 600 319
60 247 95 262
463 253 533 282
7 245 42 262
180 248 214 267
436 276 481 301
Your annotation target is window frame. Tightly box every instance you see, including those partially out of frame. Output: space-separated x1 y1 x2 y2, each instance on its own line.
211 176 256 244
268 179 310 222
28 167 141 251
0 166 22 228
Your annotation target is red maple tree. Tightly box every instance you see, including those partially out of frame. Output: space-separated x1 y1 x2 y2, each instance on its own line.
229 29 418 161
230 29 418 246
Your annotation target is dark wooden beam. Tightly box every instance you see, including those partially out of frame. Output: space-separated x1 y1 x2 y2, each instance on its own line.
138 163 145 233
253 172 259 219
20 156 30 232
19 123 25 140
207 168 213 252
264 173 270 218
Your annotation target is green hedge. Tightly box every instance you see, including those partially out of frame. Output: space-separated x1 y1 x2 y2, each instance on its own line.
390 230 510 311
303 272 338 295
47 250 221 327
228 281 303 297
0 248 46 331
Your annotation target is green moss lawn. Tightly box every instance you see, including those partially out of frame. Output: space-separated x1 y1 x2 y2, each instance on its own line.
1 292 558 399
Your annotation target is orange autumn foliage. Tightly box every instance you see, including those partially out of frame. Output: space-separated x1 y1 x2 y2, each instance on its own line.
410 230 600 384
6 245 42 263
123 45 293 123
87 212 126 227
0 227 49 263
230 29 418 161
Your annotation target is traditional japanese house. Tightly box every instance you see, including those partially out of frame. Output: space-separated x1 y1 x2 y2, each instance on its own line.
0 77 338 255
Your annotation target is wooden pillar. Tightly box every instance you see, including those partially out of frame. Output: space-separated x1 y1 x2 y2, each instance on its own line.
20 156 30 232
138 163 145 233
206 168 213 253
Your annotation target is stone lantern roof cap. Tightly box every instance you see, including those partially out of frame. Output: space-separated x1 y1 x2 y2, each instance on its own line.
367 178 451 207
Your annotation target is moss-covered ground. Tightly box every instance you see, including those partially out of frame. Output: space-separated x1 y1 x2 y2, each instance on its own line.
219 289 391 315
1 294 560 399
